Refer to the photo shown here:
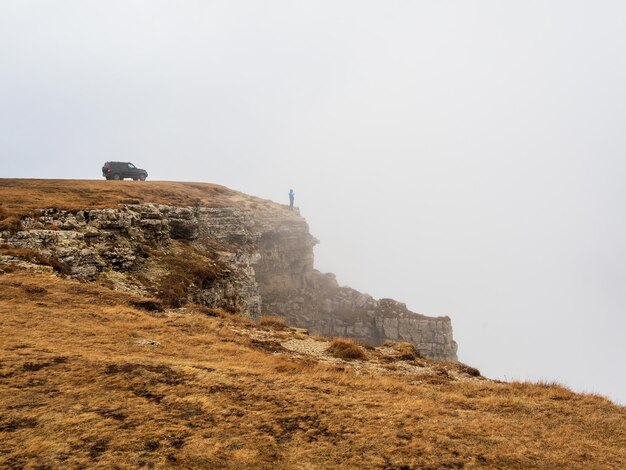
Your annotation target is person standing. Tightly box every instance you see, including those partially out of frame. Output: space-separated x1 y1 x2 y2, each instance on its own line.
289 189 295 211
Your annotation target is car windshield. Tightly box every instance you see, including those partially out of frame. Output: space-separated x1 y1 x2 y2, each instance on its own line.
128 163 136 169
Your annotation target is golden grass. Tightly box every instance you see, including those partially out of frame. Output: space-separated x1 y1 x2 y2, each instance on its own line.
0 245 71 275
0 179 272 218
153 243 228 308
0 272 624 469
326 338 367 361
384 341 422 361
257 315 288 330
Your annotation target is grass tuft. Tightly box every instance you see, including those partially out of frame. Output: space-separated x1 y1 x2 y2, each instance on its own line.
458 363 481 377
385 341 422 360
326 338 367 361
258 315 287 330
0 246 71 275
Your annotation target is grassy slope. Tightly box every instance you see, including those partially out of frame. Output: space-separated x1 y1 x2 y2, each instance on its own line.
0 272 624 469
0 179 272 216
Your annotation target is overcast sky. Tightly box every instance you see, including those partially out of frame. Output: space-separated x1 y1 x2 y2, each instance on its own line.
1 1 625 404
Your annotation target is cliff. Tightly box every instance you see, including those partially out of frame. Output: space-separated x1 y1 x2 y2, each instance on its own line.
1 181 624 469
0 179 457 361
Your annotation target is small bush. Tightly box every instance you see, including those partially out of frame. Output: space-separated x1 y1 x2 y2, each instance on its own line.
0 215 22 233
355 340 375 351
200 307 253 326
385 341 422 361
458 363 481 377
326 338 366 361
159 274 189 308
418 372 452 385
42 255 72 275
258 315 287 330
130 299 164 312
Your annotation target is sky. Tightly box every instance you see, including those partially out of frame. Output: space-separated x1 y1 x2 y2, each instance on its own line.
1 1 625 404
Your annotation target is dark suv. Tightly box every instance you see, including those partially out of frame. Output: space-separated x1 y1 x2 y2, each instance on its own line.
102 162 148 181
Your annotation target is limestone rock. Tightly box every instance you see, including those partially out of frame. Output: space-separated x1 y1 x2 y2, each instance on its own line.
0 201 458 361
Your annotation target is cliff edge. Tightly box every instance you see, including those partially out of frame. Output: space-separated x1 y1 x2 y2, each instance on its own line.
0 179 457 361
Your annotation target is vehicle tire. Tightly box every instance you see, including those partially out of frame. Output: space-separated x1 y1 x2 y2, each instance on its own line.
112 174 121 180
133 178 138 181
140 175 146 181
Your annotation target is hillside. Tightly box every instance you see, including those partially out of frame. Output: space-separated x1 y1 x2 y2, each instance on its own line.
0 179 457 361
0 271 624 469
0 179 625 469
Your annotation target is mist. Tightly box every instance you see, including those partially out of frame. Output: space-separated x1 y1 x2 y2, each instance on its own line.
1 1 625 404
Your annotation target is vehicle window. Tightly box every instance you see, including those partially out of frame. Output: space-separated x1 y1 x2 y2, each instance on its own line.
128 163 136 169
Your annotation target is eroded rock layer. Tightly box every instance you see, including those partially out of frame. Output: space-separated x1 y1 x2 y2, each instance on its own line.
0 202 457 361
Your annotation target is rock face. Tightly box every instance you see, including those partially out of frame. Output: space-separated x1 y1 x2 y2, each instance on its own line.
0 202 458 361
254 221 458 361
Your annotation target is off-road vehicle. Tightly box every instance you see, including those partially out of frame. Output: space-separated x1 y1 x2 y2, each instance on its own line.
102 162 148 181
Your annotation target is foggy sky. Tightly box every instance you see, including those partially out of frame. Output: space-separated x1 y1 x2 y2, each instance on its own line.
1 1 625 404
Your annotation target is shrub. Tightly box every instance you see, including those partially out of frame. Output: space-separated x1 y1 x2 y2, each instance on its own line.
355 340 375 351
0 215 22 233
458 363 481 377
326 338 366 361
385 341 422 361
258 315 287 330
130 299 164 312
159 274 189 308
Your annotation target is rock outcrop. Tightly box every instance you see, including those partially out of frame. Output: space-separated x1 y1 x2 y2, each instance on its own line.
254 219 457 361
0 200 458 361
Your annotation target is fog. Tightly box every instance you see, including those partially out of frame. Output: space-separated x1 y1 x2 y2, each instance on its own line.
1 1 625 404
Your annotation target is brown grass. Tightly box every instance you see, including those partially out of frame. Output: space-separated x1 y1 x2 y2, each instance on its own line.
0 246 71 275
0 271 624 469
326 338 367 361
0 216 22 232
257 315 288 330
384 341 422 360
458 362 482 377
0 179 275 218
151 242 227 308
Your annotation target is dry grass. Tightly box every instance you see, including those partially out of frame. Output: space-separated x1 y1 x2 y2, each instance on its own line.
0 179 274 218
0 214 23 233
257 315 288 330
0 245 71 275
0 271 624 469
326 338 367 361
384 341 422 361
137 242 228 308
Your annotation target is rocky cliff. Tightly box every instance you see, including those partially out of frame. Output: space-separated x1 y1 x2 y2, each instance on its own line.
0 180 457 361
